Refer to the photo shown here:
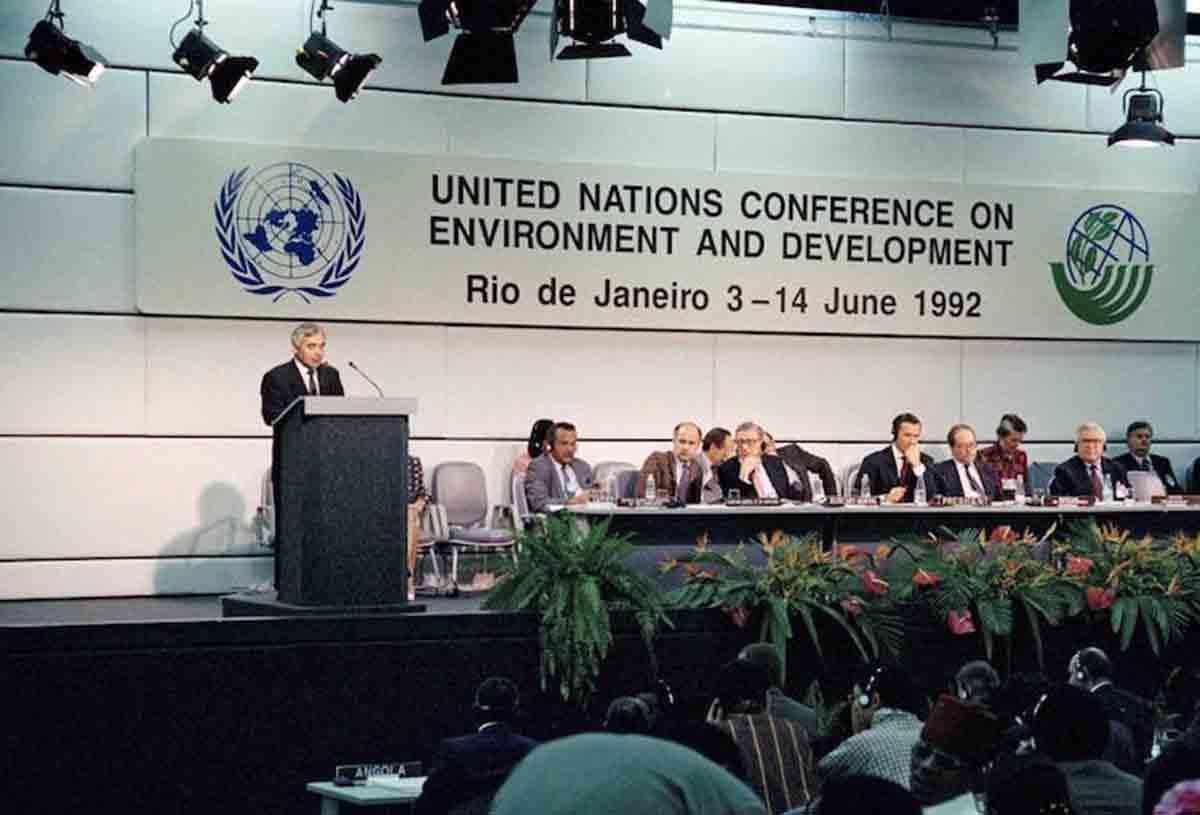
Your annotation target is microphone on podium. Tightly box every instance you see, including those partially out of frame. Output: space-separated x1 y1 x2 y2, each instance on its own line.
347 361 385 397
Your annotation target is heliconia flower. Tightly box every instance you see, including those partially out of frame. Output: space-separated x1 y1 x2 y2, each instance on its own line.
862 570 890 595
1167 575 1182 596
1065 556 1094 577
947 609 976 635
1086 586 1116 610
838 544 858 561
913 569 941 587
875 544 891 561
723 605 750 628
989 526 1017 544
1153 779 1200 815
841 596 865 616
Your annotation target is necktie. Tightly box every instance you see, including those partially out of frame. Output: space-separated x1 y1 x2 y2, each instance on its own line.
965 465 983 496
562 464 576 497
307 368 317 396
1142 459 1152 472
899 458 911 486
676 461 690 503
1090 465 1104 499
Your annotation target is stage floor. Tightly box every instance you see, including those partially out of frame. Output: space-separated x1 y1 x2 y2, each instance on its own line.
0 590 490 626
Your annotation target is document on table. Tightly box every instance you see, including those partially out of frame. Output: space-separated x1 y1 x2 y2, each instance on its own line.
370 775 426 795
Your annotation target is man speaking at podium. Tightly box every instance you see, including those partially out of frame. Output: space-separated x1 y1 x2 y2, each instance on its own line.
260 322 345 425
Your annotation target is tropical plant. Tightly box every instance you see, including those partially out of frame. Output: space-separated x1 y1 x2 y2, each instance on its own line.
886 525 1081 666
661 530 904 676
482 511 670 706
1055 520 1200 654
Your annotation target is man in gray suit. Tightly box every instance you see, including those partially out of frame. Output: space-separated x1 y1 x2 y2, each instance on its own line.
525 422 594 512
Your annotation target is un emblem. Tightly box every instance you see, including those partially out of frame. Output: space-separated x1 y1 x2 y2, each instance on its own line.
1050 204 1153 326
215 162 365 301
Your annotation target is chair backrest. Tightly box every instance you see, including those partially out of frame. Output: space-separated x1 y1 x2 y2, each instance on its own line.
593 460 637 488
841 463 862 497
422 502 450 542
614 468 641 499
1028 461 1058 492
511 473 531 524
432 461 489 527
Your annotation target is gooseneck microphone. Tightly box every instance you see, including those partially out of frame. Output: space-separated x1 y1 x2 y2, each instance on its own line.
347 361 385 397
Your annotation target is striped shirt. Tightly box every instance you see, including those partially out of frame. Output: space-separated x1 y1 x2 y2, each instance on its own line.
716 713 815 814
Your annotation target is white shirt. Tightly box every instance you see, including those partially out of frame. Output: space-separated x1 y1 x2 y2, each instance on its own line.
555 460 580 497
294 358 319 395
956 461 984 498
752 466 779 498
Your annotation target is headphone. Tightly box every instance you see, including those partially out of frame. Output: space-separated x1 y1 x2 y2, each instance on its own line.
857 665 886 708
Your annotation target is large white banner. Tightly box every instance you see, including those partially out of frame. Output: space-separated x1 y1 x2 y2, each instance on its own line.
135 138 1200 340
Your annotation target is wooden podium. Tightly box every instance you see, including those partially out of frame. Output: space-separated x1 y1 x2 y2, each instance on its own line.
225 396 423 616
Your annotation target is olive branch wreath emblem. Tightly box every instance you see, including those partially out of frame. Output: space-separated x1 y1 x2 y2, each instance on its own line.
214 166 365 302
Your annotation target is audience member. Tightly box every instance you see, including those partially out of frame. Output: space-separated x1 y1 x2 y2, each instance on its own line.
660 719 748 780
1051 423 1130 499
512 418 554 477
701 427 736 504
935 425 1002 500
1141 663 1200 815
1070 647 1154 773
857 413 939 504
718 422 811 502
909 694 1003 814
525 422 594 512
1032 684 1143 815
793 774 921 815
414 676 538 815
955 660 1001 708
708 659 816 813
1113 421 1183 496
605 695 657 735
490 732 767 815
737 643 816 732
985 752 1077 815
818 662 926 789
639 422 706 504
774 440 840 499
979 414 1030 497
992 671 1053 756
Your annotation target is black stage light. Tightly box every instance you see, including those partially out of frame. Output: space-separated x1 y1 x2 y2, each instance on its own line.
25 3 107 86
170 2 258 104
1108 82 1174 147
551 0 671 61
1033 0 1161 86
418 0 536 84
296 2 382 103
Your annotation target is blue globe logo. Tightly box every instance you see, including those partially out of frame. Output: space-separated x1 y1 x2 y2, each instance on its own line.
1051 204 1154 326
236 162 345 281
1064 205 1149 291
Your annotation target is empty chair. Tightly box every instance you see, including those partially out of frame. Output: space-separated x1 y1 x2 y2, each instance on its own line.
511 473 533 530
614 468 641 499
1028 461 1058 493
256 467 275 548
415 502 451 595
432 462 517 590
592 461 637 491
842 463 863 497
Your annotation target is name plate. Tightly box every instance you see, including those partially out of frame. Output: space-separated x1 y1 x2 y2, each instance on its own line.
334 761 422 786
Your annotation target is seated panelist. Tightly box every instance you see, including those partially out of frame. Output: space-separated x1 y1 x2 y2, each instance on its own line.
700 427 735 504
857 412 939 503
638 422 706 504
717 422 810 501
525 422 594 512
1113 420 1182 495
978 413 1030 496
934 424 1001 500
1050 422 1129 498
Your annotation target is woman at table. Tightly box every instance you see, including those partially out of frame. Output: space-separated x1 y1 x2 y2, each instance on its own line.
979 414 1030 495
512 418 554 477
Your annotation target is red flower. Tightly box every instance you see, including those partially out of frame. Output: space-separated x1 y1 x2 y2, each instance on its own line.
841 596 865 616
1065 556 1094 577
913 569 941 587
989 526 1017 544
723 606 750 628
1086 586 1116 610
862 570 890 595
947 609 976 635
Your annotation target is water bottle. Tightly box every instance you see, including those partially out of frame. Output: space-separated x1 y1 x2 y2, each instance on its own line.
913 476 927 506
859 473 871 502
1102 474 1114 503
1014 474 1026 505
1114 478 1127 502
645 474 656 502
810 474 826 504
606 472 618 503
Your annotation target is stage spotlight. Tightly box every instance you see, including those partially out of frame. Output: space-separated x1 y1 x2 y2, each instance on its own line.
418 0 537 84
551 0 672 60
170 1 258 104
1108 81 1174 148
1028 0 1162 86
25 2 107 86
296 2 381 103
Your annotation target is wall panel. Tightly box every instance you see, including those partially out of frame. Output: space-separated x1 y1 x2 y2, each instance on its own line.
0 558 272 600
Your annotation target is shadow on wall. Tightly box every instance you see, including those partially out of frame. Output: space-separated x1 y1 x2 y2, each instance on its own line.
154 482 261 594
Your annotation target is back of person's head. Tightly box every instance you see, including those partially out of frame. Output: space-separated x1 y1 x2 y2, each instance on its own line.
474 676 519 722
816 774 920 815
715 659 771 714
1031 684 1110 761
985 752 1076 815
605 695 656 735
956 660 1002 708
997 414 1028 438
855 661 926 718
703 427 731 452
921 694 1003 767
737 643 785 688
527 419 555 458
1070 647 1113 687
660 720 747 779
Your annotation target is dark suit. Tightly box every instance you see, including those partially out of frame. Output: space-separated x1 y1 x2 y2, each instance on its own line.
637 450 704 503
717 455 811 501
857 446 938 502
1050 456 1129 498
1093 684 1154 772
414 723 538 815
934 458 1001 500
1113 452 1182 495
259 359 345 426
777 444 839 498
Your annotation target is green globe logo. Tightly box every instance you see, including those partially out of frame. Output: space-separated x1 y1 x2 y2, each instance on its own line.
1051 204 1153 326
